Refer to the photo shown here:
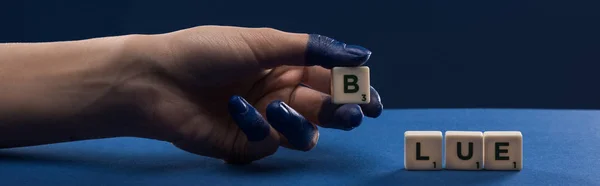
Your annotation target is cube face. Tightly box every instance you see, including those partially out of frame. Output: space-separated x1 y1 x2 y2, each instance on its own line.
483 131 523 170
404 131 443 170
331 67 370 104
444 131 484 170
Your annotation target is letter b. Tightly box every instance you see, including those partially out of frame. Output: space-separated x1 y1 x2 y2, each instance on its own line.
343 75 359 93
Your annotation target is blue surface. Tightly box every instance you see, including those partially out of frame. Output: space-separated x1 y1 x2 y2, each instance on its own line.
1 109 599 186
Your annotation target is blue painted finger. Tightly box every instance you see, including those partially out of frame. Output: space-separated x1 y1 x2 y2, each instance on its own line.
318 98 365 131
305 34 372 69
360 86 383 118
266 100 317 151
228 96 271 141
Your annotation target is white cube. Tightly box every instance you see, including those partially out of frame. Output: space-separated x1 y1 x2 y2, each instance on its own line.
445 131 484 170
404 131 442 170
483 131 523 170
331 67 370 104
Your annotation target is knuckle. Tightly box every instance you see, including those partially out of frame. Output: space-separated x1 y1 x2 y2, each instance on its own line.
223 146 252 164
224 131 279 164
254 27 281 34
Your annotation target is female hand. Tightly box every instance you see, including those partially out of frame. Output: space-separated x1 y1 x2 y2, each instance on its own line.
0 25 383 164
128 26 383 164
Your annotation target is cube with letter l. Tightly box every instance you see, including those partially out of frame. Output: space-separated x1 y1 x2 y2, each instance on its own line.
404 131 443 170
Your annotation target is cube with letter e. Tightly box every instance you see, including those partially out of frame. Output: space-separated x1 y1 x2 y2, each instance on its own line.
484 131 523 170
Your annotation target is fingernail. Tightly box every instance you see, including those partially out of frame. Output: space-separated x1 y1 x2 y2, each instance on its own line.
345 45 372 61
228 96 270 142
267 100 290 124
279 101 290 112
306 34 371 69
267 101 316 150
228 96 248 114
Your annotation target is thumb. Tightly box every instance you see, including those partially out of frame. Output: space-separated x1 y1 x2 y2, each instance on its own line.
245 28 372 69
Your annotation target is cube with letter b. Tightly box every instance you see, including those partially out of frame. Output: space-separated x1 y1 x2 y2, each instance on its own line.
331 67 370 104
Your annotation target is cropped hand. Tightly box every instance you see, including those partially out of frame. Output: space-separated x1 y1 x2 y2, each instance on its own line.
0 25 382 164
126 26 384 163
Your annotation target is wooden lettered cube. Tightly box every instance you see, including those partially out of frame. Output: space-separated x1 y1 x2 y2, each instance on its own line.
483 131 523 170
404 131 443 170
331 67 370 104
445 131 484 170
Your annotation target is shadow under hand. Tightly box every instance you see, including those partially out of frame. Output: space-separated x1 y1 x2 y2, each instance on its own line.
0 150 212 174
366 169 519 186
223 159 306 175
1 141 378 177
221 145 377 176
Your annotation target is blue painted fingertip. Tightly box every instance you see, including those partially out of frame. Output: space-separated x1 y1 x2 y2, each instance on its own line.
360 86 383 118
266 100 316 151
332 104 364 131
345 45 372 60
228 96 271 141
317 97 364 131
229 95 248 113
305 34 372 69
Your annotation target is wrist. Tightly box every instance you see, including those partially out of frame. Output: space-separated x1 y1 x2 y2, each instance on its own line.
0 35 152 147
69 34 162 139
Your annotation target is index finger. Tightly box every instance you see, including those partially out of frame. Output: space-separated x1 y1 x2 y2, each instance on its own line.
246 28 372 68
304 34 372 69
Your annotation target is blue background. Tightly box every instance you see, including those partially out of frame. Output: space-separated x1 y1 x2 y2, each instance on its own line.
2 2 600 185
1 0 600 109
